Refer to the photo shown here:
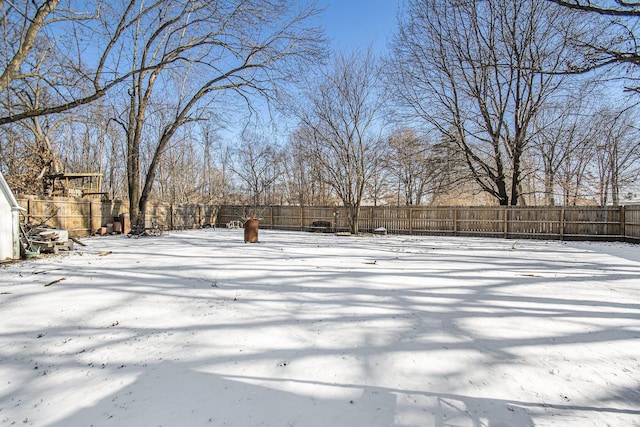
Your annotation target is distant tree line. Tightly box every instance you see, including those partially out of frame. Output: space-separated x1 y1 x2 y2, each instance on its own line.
1 0 639 233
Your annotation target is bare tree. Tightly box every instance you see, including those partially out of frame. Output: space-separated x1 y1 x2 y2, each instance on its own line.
558 131 598 205
531 99 596 205
426 130 473 203
546 1 640 92
365 157 392 207
0 33 70 194
112 0 323 228
534 102 640 206
591 107 640 206
196 123 230 205
0 0 61 93
281 130 334 206
0 116 59 194
155 132 200 204
1 75 70 195
230 133 283 206
548 0 640 16
0 0 166 125
385 128 436 206
295 50 387 233
389 0 575 206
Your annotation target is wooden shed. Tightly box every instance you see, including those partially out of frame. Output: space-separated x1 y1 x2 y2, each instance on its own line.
0 171 24 261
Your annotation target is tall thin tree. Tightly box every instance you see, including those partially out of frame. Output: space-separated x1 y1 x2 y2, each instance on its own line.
295 50 387 233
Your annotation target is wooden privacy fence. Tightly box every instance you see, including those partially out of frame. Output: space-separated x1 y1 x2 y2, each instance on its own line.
218 205 640 242
16 196 218 236
14 196 640 242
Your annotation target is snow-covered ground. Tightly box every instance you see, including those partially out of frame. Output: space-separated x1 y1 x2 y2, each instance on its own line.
1 229 639 427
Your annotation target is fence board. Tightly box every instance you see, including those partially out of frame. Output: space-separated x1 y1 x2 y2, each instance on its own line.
508 207 562 238
562 207 622 239
624 206 640 243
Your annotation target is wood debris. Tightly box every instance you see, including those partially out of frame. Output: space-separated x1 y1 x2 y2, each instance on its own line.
44 277 66 287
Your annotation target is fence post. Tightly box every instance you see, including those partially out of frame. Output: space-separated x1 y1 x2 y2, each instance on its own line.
270 206 274 230
370 207 374 232
409 208 413 235
453 207 458 236
89 199 94 235
503 206 509 238
620 205 626 240
560 207 565 241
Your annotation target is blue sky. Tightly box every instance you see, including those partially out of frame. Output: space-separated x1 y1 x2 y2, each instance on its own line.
317 0 400 52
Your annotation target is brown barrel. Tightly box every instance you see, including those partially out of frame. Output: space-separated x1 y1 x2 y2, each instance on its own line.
243 218 259 243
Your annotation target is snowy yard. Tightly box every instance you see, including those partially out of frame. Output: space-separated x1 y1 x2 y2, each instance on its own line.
1 229 639 427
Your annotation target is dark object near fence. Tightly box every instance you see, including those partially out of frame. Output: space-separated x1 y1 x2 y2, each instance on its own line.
309 221 331 233
244 218 259 243
127 221 164 238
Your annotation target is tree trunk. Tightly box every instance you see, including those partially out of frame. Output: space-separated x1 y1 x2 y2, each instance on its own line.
127 140 141 227
510 144 523 206
126 94 143 228
544 164 556 206
496 175 509 206
349 205 360 234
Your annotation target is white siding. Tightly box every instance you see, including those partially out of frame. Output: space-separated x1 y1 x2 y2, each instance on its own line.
0 193 15 260
0 172 22 261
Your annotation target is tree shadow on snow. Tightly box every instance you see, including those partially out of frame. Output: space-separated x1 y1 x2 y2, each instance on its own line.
47 361 536 427
2 229 640 426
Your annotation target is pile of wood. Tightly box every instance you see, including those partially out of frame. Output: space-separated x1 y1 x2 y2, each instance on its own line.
29 228 74 255
19 221 74 258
